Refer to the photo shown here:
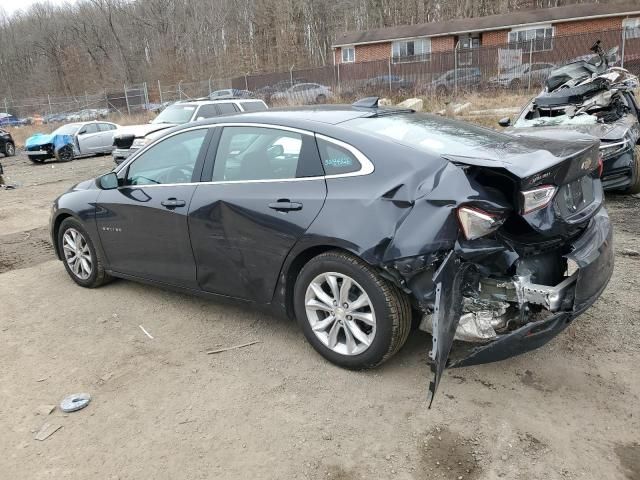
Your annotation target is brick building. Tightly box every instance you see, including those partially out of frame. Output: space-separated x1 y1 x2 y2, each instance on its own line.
332 2 640 67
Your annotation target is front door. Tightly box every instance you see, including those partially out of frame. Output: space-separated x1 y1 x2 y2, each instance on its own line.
96 127 212 287
188 125 327 303
76 123 103 154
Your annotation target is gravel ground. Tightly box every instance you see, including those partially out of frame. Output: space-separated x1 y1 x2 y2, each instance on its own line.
1 151 639 480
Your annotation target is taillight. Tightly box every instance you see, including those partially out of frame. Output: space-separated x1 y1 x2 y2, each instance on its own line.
521 185 557 214
456 206 505 240
597 154 604 177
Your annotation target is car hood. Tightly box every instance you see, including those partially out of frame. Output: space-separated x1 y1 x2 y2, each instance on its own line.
25 133 73 150
114 123 173 138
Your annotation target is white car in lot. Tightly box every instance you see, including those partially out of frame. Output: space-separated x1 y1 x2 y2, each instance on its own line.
112 98 268 164
271 83 333 104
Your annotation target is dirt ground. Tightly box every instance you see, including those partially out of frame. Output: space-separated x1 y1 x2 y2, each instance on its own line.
1 150 639 480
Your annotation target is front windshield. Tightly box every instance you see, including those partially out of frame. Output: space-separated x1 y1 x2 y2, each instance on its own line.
52 124 80 135
343 114 513 156
152 104 197 124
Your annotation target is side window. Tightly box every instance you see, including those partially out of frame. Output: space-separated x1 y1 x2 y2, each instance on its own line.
213 126 311 181
216 103 239 114
239 102 267 112
81 123 99 134
317 139 361 176
195 104 219 120
98 123 114 132
126 129 208 185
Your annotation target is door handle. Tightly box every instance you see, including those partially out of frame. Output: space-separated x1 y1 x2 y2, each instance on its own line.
161 198 186 208
268 199 303 212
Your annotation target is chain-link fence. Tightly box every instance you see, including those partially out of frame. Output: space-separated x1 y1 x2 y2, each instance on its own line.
3 27 640 122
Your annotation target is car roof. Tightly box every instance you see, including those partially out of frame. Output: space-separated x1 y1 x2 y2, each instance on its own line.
176 99 265 106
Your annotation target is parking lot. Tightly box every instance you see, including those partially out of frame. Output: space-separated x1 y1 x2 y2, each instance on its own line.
1 150 639 480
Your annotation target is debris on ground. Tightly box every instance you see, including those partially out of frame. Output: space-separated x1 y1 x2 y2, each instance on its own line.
139 325 154 339
397 98 424 111
206 341 261 355
34 422 63 441
60 393 91 413
35 405 55 416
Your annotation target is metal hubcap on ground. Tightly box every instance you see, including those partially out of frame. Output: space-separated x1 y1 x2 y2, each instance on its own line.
62 228 92 280
305 272 376 356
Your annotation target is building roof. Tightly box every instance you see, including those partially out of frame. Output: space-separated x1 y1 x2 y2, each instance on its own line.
333 2 640 47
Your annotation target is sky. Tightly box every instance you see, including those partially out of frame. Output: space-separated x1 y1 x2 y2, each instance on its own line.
0 0 78 17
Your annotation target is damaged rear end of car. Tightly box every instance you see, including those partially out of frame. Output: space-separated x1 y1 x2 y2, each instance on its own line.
341 112 614 404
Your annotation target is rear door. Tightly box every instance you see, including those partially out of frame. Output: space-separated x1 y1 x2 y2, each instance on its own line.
97 123 117 152
188 125 327 302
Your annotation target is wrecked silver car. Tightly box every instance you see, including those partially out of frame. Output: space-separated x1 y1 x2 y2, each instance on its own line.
503 41 640 193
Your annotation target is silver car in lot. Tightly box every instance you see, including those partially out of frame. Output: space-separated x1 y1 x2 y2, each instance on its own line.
271 83 333 104
488 62 556 89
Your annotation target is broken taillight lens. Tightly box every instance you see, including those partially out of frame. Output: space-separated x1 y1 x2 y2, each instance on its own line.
456 206 505 240
521 185 557 214
598 154 604 178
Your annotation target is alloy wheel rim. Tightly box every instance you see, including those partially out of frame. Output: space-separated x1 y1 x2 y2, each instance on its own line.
6 143 14 155
304 272 376 356
62 228 92 280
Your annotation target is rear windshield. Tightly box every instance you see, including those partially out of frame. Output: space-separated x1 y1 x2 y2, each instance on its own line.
342 114 512 156
152 104 197 124
240 102 267 112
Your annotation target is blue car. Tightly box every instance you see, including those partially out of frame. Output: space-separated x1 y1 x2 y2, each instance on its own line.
0 114 26 127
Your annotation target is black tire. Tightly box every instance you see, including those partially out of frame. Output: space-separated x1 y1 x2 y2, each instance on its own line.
316 94 327 104
293 250 412 370
510 78 521 90
626 145 640 195
56 145 74 162
4 142 15 157
57 217 112 288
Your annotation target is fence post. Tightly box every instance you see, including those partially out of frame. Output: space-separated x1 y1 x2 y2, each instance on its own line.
47 94 53 115
208 76 212 96
388 58 392 93
337 63 341 95
454 42 459 96
178 81 183 100
158 80 163 104
143 82 149 107
244 73 249 91
85 91 89 109
3 98 7 113
124 83 131 115
621 28 627 68
290 65 295 87
528 39 534 90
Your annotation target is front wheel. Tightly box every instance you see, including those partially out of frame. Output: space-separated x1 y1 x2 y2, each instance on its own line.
58 218 111 288
56 145 74 162
294 250 412 369
626 145 640 194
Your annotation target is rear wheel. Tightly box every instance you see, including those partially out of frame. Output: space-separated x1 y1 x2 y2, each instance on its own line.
436 85 448 97
58 218 111 288
294 250 412 369
510 78 521 90
626 145 640 194
4 142 15 157
316 94 327 104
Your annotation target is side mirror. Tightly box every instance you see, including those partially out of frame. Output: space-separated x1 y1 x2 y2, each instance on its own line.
97 172 119 190
498 117 511 127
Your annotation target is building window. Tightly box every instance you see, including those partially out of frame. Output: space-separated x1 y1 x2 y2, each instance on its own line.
392 38 431 63
624 18 640 39
342 46 355 63
457 35 480 66
508 26 554 52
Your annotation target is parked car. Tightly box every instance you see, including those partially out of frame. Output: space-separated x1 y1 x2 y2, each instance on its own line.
488 62 556 89
51 100 613 403
0 128 16 157
271 83 333 104
503 42 640 193
209 89 254 100
429 68 482 95
363 75 414 92
25 121 119 163
0 113 27 127
112 98 268 164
